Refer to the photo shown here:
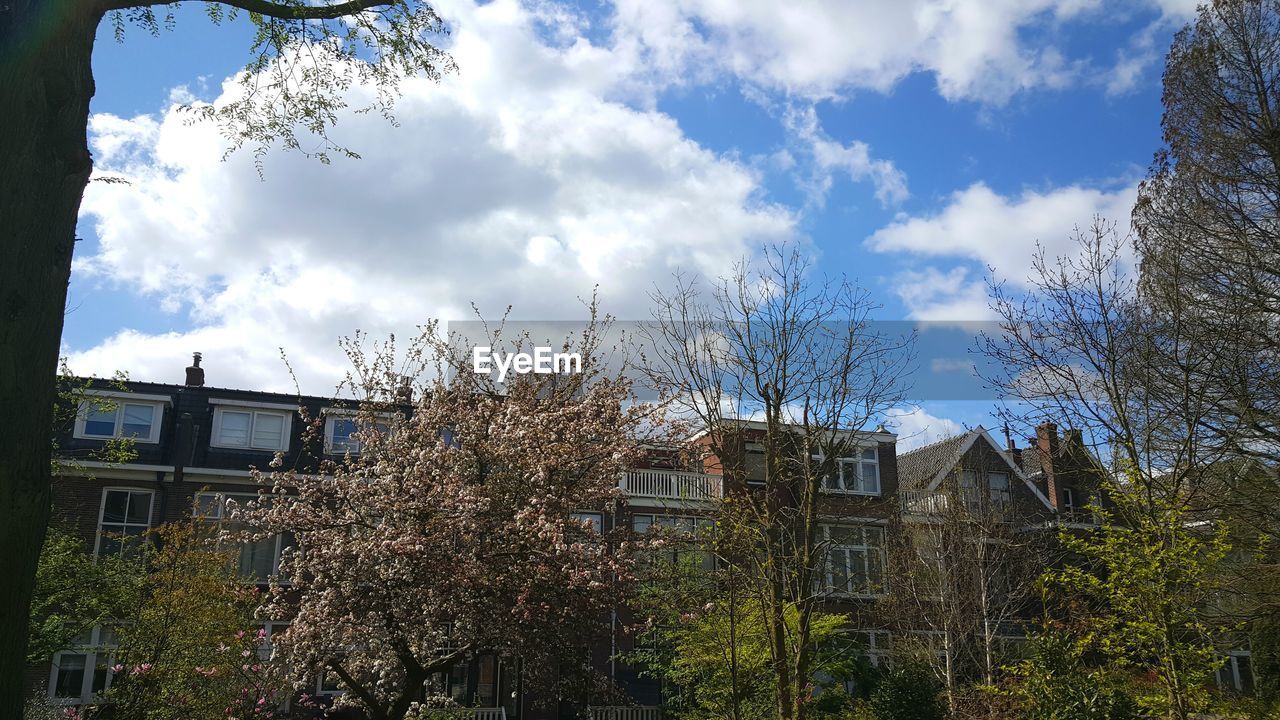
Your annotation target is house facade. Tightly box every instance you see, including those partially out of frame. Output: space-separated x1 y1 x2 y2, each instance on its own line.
50 358 1255 716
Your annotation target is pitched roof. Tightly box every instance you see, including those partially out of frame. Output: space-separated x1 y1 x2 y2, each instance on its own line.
897 426 1055 510
896 431 975 491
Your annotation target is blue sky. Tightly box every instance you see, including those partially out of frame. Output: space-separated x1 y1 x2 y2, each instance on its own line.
63 0 1196 447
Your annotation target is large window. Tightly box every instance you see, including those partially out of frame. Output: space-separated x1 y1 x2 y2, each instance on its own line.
633 514 715 571
49 626 115 704
96 489 153 557
821 448 880 495
212 407 291 451
817 525 886 597
195 492 294 581
75 401 162 443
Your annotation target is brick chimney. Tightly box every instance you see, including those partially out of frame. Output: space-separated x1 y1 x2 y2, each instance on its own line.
1036 421 1060 510
185 352 205 387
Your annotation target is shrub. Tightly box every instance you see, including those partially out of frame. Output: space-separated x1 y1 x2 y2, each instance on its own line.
866 659 945 720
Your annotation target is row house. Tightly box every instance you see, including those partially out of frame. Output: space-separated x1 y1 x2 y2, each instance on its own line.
46 356 1163 716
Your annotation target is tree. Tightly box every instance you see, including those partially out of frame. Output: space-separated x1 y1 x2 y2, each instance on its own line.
0 0 453 708
26 526 138 670
1133 0 1280 474
102 522 287 720
1131 0 1280 628
882 439 1051 710
642 245 915 720
1005 629 1144 720
626 535 872 720
1048 478 1231 720
237 316 668 720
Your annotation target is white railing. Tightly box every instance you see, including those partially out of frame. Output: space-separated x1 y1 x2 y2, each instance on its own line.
621 470 723 501
471 709 506 720
588 707 662 720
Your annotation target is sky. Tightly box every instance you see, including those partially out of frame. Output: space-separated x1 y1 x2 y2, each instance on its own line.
62 0 1198 449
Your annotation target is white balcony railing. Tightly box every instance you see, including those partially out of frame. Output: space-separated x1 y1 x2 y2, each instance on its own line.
471 709 506 720
588 707 663 720
620 470 723 501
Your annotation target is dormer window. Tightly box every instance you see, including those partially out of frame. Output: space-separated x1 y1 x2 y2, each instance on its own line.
73 392 168 443
323 410 390 455
821 447 880 495
209 399 294 452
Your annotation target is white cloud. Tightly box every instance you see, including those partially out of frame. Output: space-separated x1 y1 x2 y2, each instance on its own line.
866 181 1136 320
886 404 967 450
784 105 908 208
609 0 1111 104
892 266 997 322
69 0 798 393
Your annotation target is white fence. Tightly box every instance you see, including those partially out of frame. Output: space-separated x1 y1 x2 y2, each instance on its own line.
471 709 506 720
620 470 722 501
587 707 663 720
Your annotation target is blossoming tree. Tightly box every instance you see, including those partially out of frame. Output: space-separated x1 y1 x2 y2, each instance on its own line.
239 317 666 720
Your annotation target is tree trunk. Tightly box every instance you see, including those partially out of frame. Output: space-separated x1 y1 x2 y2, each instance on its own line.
0 0 99 711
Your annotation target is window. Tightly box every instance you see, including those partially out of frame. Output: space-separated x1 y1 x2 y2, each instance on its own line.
212 407 291 451
96 489 153 556
988 472 1010 505
571 511 603 532
324 414 390 455
1217 652 1255 694
75 401 161 443
817 525 886 597
317 669 345 696
195 492 294 581
633 514 715 570
1061 487 1076 514
821 448 880 495
49 626 116 704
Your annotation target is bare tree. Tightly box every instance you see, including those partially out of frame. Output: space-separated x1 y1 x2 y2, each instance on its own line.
885 440 1051 711
641 244 914 720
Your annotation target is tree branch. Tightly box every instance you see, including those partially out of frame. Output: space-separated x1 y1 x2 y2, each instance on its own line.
99 0 397 21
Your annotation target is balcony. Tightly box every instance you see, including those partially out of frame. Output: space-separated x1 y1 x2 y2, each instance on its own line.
620 470 723 501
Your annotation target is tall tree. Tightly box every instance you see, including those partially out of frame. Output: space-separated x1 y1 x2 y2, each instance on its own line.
238 316 667 720
0 0 452 709
1133 0 1280 579
642 245 914 720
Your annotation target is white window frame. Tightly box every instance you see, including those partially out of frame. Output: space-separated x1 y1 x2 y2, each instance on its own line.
571 511 604 532
194 491 292 581
316 668 345 696
48 625 116 705
74 397 164 444
1061 487 1076 514
819 447 881 496
210 406 293 452
94 488 154 556
817 524 886 598
322 409 393 455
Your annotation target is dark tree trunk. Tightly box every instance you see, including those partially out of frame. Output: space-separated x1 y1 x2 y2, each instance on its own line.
0 0 99 711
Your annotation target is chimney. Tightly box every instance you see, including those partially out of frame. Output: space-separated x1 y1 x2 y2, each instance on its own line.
1036 422 1060 510
395 376 413 405
185 352 205 387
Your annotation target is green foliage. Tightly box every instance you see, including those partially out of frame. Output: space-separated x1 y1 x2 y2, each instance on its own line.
52 364 138 474
865 658 945 720
102 522 286 720
1254 617 1280 705
1048 476 1230 719
1005 630 1145 720
27 525 140 666
106 0 456 171
627 553 872 720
